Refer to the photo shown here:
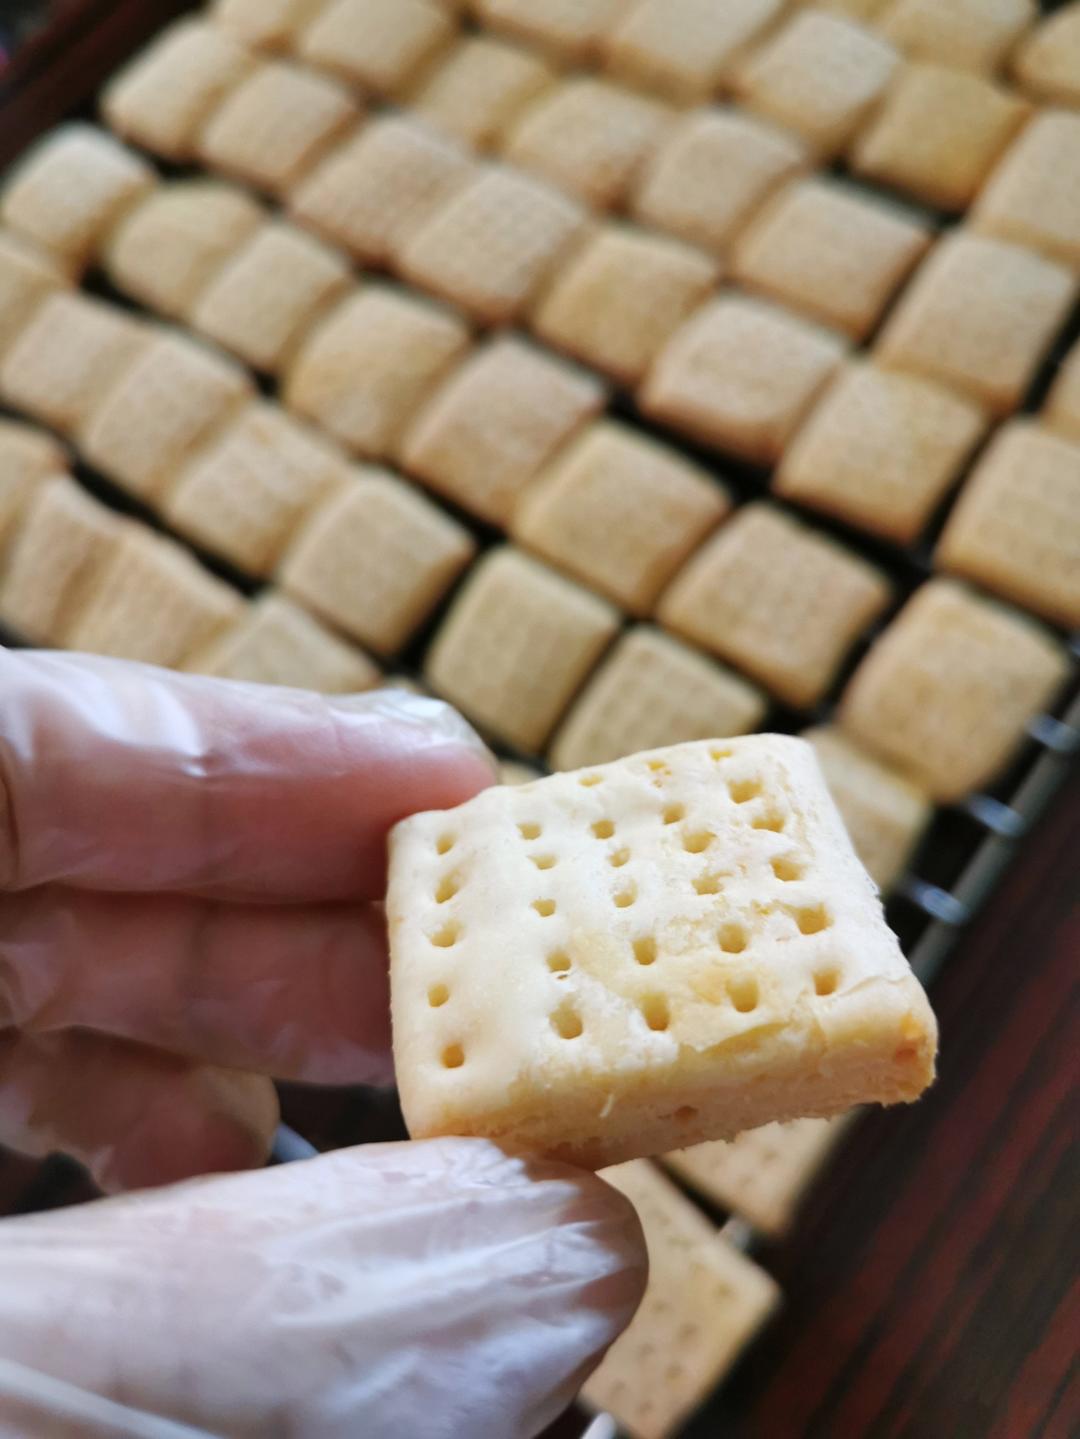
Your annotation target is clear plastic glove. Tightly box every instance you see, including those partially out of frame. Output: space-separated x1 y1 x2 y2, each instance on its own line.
0 652 647 1436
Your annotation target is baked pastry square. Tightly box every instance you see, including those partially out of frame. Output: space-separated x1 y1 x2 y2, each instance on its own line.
549 626 766 771
298 0 455 97
602 0 786 103
279 469 475 654
850 62 1030 213
970 109 1080 271
513 420 729 613
775 361 988 544
469 0 630 63
875 232 1077 416
400 335 606 525
211 0 331 53
731 177 930 341
657 503 891 709
0 420 67 551
0 231 67 362
408 34 556 150
1044 341 1080 446
388 734 937 1168
533 224 720 387
423 545 619 751
284 285 470 458
878 0 1035 73
640 293 847 463
792 0 889 15
935 421 1080 632
1012 6 1080 108
583 1161 780 1438
839 578 1070 801
631 108 807 258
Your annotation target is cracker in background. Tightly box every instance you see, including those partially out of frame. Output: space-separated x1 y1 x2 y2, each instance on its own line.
549 626 766 771
211 0 331 53
0 420 68 552
657 503 891 710
1012 6 1080 108
1044 342 1080 447
603 0 785 104
935 421 1080 632
878 0 1035 73
423 545 619 751
409 34 557 150
513 421 729 614
0 231 67 362
299 0 455 97
469 0 629 64
970 109 1080 271
839 578 1070 802
400 335 606 525
387 734 937 1168
279 469 475 654
775 361 988 545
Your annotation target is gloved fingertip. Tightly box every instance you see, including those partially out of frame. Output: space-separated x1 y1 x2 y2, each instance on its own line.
329 689 499 777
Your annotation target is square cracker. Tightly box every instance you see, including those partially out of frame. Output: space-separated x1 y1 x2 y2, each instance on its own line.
839 578 1070 802
164 401 351 575
79 328 252 502
0 420 68 551
400 335 606 526
387 733 937 1168
469 0 630 64
284 286 470 458
0 124 153 274
299 0 454 97
512 420 729 614
0 476 124 645
102 182 265 321
0 291 146 435
602 0 785 104
0 231 67 362
850 63 1030 213
549 626 766 772
583 1161 780 1439
190 220 353 374
631 108 808 258
970 109 1080 271
732 11 899 158
1044 341 1080 446
279 469 475 654
423 545 619 751
875 232 1077 417
533 224 720 387
775 361 988 545
185 592 381 693
211 0 331 53
102 19 255 162
878 0 1035 73
803 725 931 893
502 77 673 211
1011 7 1080 108
398 164 589 325
657 503 891 710
408 34 556 151
935 421 1080 632
665 1115 851 1236
197 60 360 197
731 178 929 341
640 293 847 464
61 525 244 667
290 115 475 268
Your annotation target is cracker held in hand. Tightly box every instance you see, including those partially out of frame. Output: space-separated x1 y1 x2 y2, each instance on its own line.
388 735 936 1168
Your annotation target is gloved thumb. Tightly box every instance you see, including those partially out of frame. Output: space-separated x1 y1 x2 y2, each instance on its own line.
0 1137 647 1439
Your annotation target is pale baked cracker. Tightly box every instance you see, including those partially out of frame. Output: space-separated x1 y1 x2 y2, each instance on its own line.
408 34 557 150
0 420 68 553
602 0 785 104
298 0 455 97
1012 6 1080 108
878 0 1035 73
1044 341 1080 446
0 230 67 362
469 0 630 64
499 760 544 786
211 0 331 53
970 109 1080 271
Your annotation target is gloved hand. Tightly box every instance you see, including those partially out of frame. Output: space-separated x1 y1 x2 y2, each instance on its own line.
0 651 647 1437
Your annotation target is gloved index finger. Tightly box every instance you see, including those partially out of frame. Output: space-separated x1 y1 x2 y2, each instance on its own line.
0 651 495 900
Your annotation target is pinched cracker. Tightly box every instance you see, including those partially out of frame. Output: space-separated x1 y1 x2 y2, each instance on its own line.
1044 341 1080 446
658 503 891 709
935 421 1080 632
398 164 589 325
641 293 847 463
970 109 1080 271
631 108 807 258
388 734 937 1169
850 62 1030 213
0 420 68 551
190 220 353 373
803 725 931 893
409 34 557 150
211 0 331 53
165 401 350 574
284 285 470 458
279 469 475 654
102 19 255 162
513 420 729 613
298 0 455 96
400 335 606 525
839 578 1070 801
731 178 930 341
1012 6 1080 107
80 327 252 502
603 0 785 103
470 0 630 63
875 232 1077 417
290 115 475 267
103 181 265 320
584 1161 780 1438
423 545 619 751
186 592 381 692
0 231 67 361
776 361 988 544
533 224 720 387
549 626 766 771
878 0 1035 72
